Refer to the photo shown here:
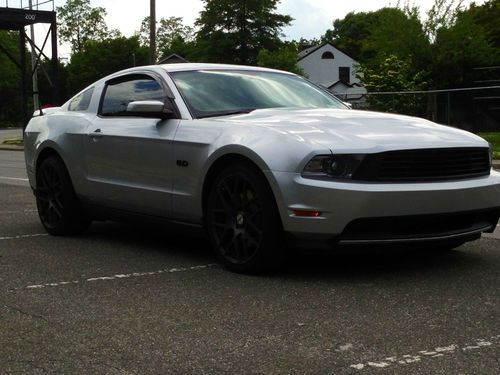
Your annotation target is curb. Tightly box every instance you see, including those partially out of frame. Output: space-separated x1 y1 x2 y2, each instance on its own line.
0 144 23 151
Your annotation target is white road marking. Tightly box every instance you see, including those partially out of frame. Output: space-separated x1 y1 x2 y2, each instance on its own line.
0 176 28 181
350 335 500 371
0 209 37 214
22 264 217 290
0 233 48 241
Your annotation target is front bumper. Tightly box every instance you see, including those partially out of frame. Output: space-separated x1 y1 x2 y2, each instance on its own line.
266 169 500 243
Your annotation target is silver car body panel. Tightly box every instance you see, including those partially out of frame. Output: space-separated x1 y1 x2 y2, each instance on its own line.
24 63 500 241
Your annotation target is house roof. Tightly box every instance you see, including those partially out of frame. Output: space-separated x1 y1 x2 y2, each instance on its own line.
297 42 359 63
328 80 364 90
297 43 329 61
157 53 188 65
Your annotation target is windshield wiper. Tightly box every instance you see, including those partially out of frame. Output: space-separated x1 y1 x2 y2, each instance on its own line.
197 108 257 119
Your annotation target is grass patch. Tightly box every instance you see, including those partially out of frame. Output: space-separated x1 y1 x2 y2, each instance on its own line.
2 137 23 146
478 132 500 159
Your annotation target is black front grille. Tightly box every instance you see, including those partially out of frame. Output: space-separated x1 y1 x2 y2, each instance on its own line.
341 209 500 242
353 147 490 182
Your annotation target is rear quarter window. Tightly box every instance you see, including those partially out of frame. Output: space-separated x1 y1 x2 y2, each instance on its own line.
68 87 94 111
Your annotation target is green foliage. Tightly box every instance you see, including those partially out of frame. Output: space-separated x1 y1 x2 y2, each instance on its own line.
138 16 195 61
195 0 292 64
56 0 110 52
0 31 22 127
425 0 464 41
324 0 500 99
478 132 500 158
468 0 500 48
363 8 431 73
359 55 427 115
322 11 378 61
432 5 499 87
323 7 431 77
37 59 70 106
66 36 148 95
256 44 304 75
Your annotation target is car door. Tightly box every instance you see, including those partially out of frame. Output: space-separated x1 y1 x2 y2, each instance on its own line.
84 73 180 217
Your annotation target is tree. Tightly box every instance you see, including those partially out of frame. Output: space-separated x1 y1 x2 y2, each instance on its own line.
322 11 378 61
257 44 304 75
66 36 148 95
425 0 464 41
359 55 427 115
323 7 431 75
57 0 109 52
137 16 195 60
462 0 500 49
195 0 292 64
362 8 431 74
432 7 498 87
0 31 22 127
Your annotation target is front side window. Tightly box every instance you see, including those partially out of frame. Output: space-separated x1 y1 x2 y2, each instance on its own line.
68 87 94 111
170 70 346 118
101 75 164 116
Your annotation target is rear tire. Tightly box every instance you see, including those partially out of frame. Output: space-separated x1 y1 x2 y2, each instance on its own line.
205 163 284 273
36 156 90 235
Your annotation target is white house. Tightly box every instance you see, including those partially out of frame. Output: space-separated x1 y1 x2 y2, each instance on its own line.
297 42 367 101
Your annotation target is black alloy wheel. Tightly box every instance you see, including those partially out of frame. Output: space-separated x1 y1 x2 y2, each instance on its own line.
206 163 283 273
36 156 90 235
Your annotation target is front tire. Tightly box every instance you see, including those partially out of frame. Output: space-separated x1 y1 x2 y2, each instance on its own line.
36 156 90 235
206 163 284 273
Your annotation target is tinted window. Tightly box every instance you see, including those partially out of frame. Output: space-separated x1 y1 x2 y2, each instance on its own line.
101 76 164 116
68 87 94 111
170 70 346 118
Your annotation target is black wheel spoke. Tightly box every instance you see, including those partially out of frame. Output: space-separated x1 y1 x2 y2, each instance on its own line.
209 171 266 265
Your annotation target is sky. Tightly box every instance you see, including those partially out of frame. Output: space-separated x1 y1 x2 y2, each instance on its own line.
11 0 485 59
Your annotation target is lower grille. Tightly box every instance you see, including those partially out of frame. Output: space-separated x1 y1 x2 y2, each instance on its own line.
340 209 500 243
353 147 490 182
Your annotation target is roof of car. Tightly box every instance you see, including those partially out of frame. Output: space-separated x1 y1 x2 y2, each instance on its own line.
91 63 295 90
157 63 292 74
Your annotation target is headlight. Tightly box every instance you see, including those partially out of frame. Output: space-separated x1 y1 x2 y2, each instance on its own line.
302 154 365 180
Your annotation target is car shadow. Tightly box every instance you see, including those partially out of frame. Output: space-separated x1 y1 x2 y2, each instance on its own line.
272 243 485 283
83 220 215 263
80 220 487 282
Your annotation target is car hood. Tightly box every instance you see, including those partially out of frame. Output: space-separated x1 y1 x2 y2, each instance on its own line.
220 108 487 152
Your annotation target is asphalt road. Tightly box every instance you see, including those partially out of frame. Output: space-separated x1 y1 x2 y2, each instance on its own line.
0 150 499 374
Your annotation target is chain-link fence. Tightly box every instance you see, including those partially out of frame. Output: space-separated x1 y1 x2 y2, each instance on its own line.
338 86 500 133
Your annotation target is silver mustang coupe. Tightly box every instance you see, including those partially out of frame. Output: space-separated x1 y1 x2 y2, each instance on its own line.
24 63 500 272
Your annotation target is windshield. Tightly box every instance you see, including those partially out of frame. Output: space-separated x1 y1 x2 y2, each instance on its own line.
170 70 347 118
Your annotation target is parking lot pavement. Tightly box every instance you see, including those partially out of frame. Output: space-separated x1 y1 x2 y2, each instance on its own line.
0 181 499 374
0 150 28 186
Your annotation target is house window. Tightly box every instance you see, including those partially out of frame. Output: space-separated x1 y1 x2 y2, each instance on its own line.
321 51 334 59
339 67 350 84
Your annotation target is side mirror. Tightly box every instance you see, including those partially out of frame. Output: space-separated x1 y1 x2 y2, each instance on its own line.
126 100 176 119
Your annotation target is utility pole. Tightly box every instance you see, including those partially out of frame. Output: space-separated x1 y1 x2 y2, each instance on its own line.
29 0 39 110
150 0 156 64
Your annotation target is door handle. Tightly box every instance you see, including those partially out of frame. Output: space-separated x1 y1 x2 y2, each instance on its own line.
89 128 103 139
